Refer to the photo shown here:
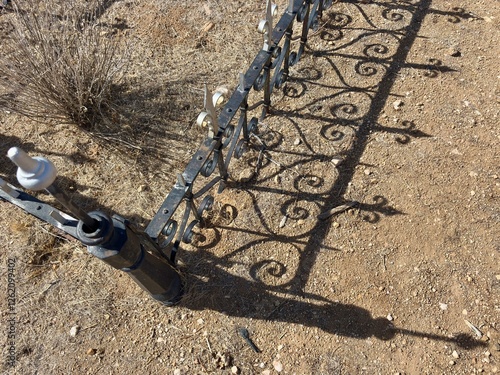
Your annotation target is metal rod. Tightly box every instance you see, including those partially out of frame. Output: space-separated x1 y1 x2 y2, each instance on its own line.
45 184 98 231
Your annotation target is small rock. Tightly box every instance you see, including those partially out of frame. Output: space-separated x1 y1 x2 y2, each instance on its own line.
393 100 403 110
86 348 97 355
364 169 371 176
333 222 340 228
439 302 448 311
262 371 271 375
293 138 301 145
448 48 462 57
274 175 281 184
452 350 459 359
69 325 80 337
197 318 204 325
387 314 393 321
495 274 500 281
231 366 240 374
173 370 182 375
331 157 343 166
279 215 287 228
273 360 283 372
238 168 255 182
449 360 455 365
138 184 147 192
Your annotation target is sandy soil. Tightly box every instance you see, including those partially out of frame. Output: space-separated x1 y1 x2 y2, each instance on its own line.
1 0 499 374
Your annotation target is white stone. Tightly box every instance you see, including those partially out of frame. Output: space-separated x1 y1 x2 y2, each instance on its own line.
69 325 80 337
273 360 283 372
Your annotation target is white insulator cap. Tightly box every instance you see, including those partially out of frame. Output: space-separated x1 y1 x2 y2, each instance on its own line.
7 147 57 191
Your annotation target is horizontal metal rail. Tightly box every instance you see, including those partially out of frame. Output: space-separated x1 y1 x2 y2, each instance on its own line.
144 0 334 261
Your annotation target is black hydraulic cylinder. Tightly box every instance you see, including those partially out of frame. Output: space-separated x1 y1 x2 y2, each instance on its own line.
76 211 183 305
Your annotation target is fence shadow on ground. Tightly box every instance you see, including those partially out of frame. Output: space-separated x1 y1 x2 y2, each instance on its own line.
175 0 485 349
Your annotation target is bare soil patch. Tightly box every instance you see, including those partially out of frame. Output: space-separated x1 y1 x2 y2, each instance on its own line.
1 1 499 374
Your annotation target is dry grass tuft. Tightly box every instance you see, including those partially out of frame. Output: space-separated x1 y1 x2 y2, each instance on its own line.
0 0 126 129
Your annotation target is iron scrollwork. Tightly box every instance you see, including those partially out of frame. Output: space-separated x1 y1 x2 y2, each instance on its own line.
144 0 336 262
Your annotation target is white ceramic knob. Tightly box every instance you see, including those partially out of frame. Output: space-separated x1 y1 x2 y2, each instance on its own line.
7 147 57 191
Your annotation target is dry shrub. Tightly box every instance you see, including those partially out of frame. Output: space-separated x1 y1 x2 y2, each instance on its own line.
0 0 126 128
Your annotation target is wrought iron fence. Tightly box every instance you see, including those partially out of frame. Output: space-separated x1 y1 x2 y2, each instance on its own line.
144 0 337 259
0 0 338 304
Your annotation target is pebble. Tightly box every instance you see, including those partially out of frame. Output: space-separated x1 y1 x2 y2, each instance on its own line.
333 222 340 228
262 371 271 375
197 318 204 325
279 215 287 228
452 350 459 359
231 366 240 374
364 169 371 175
448 48 462 57
439 302 448 311
331 157 343 166
387 314 393 321
393 100 403 110
69 325 80 337
138 184 147 192
449 360 455 365
86 348 97 355
238 168 255 182
293 138 301 145
273 360 283 372
174 370 181 375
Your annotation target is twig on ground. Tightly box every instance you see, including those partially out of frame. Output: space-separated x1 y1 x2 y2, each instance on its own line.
317 201 359 220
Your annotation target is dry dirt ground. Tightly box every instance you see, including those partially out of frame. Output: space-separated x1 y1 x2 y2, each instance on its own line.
1 0 499 374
